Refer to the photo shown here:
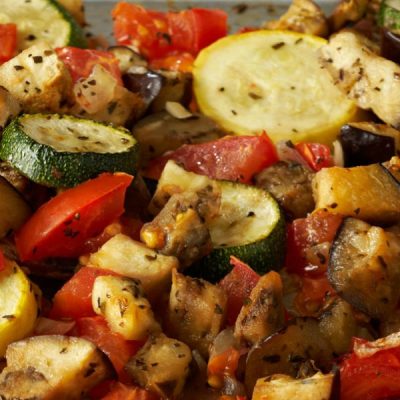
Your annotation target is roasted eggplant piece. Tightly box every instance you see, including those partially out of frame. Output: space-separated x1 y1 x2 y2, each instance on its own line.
0 335 112 400
339 122 400 167
150 70 192 113
312 163 400 224
0 176 31 239
329 217 400 319
141 190 216 267
381 29 400 64
245 318 334 396
166 269 227 358
254 161 315 219
252 372 339 400
318 298 358 355
234 271 285 346
132 111 224 165
123 71 163 109
126 334 192 399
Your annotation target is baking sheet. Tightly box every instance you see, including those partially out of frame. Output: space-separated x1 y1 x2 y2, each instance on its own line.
86 1 338 43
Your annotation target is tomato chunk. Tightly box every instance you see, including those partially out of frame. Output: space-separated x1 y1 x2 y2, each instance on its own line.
219 256 260 326
144 134 278 183
112 3 227 60
0 24 17 64
295 142 333 171
340 338 400 400
15 173 133 261
49 267 117 320
285 209 343 276
56 47 122 84
76 316 143 382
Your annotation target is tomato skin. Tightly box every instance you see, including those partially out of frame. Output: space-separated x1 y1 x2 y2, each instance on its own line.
0 24 17 64
15 173 133 262
49 266 118 320
56 47 122 84
100 382 160 400
340 340 400 400
112 3 227 60
144 134 278 183
295 142 333 171
219 256 260 326
285 210 343 276
76 316 143 382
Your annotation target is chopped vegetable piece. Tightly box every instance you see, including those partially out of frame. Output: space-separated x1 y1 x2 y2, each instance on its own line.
219 256 260 326
15 173 133 261
0 24 17 64
76 316 143 382
340 335 400 400
295 142 333 171
49 266 117 320
147 133 278 183
112 3 227 60
56 47 123 84
194 30 358 143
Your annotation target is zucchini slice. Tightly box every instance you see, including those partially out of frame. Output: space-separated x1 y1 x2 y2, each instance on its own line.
193 30 358 144
0 176 31 239
0 114 139 187
151 161 285 281
0 0 86 51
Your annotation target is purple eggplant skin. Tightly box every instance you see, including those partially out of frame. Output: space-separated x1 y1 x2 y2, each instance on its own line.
381 28 400 64
339 123 396 167
123 71 164 107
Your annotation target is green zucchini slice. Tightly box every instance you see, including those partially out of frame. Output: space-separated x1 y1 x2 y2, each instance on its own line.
0 0 87 51
379 0 400 33
0 114 139 188
151 161 286 281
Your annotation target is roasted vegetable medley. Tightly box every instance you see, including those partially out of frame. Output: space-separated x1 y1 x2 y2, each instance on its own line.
1 0 400 399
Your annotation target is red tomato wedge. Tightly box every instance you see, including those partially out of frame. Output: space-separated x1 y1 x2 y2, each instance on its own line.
76 316 143 382
219 256 260 326
340 337 400 400
56 47 123 84
49 267 117 320
295 142 333 171
15 173 133 261
144 134 278 183
100 382 160 400
0 24 17 64
112 3 227 60
285 209 343 276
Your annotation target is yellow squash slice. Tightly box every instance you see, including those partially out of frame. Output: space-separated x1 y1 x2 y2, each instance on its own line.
0 259 39 356
193 30 359 144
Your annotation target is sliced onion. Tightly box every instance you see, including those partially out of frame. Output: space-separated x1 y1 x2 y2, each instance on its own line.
73 64 118 114
332 140 344 167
